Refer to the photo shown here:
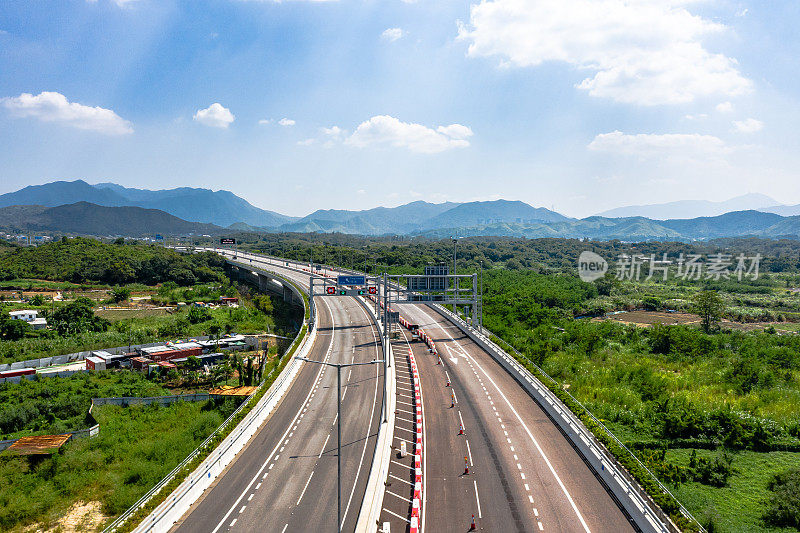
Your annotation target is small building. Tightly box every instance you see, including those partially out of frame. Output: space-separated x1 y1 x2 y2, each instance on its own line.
85 356 106 371
138 345 173 357
130 356 153 371
219 296 239 306
9 310 48 329
3 434 71 456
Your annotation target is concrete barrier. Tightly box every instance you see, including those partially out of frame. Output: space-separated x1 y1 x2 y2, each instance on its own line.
355 297 396 533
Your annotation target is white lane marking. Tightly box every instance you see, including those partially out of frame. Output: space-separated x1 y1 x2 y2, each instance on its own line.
281 524 288 533
474 480 483 519
319 433 330 458
340 300 382 531
238 506 246 514
415 306 591 533
247 494 254 502
208 298 336 533
230 519 237 527
465 439 473 466
382 507 411 523
386 489 412 503
256 482 261 490
458 411 465 429
391 459 411 469
390 473 413 486
297 470 314 505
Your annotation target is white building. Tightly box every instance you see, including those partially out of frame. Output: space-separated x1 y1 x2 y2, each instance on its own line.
9 309 48 330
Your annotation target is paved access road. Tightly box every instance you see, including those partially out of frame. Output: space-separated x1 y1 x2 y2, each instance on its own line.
171 255 383 533
397 303 635 533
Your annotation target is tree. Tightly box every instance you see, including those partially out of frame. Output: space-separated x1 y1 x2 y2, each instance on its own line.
110 286 131 303
0 316 31 340
693 290 725 333
50 297 109 336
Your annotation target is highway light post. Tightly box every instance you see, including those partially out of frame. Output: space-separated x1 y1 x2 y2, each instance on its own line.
295 356 383 533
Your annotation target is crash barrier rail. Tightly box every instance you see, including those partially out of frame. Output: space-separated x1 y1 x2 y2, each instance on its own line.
433 304 702 533
104 273 313 533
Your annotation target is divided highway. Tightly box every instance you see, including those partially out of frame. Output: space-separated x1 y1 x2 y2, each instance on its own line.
188 249 641 533
170 256 383 533
394 303 635 532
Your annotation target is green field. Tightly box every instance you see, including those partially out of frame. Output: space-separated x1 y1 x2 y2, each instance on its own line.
0 399 237 531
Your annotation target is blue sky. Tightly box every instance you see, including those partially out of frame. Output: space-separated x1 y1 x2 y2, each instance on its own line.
1 0 798 217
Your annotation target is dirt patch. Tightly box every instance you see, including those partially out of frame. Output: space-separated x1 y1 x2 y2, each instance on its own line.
594 311 701 327
23 500 108 533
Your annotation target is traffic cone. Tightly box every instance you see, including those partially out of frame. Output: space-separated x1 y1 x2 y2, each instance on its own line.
446 377 450 387
437 356 442 365
469 514 476 531
450 391 455 408
458 423 464 435
464 456 469 475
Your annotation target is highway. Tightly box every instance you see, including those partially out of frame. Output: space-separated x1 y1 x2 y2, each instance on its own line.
394 303 635 532
191 249 637 533
171 256 383 533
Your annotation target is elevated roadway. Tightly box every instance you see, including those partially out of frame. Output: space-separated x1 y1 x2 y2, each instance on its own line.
202 249 638 533
170 256 383 533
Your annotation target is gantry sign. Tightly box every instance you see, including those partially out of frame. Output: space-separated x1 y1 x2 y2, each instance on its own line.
308 274 380 327
386 265 480 323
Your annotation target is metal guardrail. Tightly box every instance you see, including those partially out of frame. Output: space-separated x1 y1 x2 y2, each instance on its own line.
103 274 310 533
435 304 704 533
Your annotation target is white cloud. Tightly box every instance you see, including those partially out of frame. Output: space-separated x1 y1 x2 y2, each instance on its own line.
297 138 315 146
258 119 272 125
458 0 752 105
684 113 708 120
381 28 405 42
345 115 472 153
733 118 764 133
1 91 133 135
588 130 732 158
193 103 235 129
716 101 734 113
278 117 295 126
322 125 345 138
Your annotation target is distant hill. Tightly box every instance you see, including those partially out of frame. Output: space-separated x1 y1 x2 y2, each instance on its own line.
761 204 800 217
419 200 569 231
0 202 222 237
278 200 566 235
0 180 296 228
413 210 800 242
596 193 779 220
283 201 462 235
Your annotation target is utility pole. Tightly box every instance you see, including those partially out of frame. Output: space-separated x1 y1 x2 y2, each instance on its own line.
480 260 484 333
452 238 458 308
295 357 383 532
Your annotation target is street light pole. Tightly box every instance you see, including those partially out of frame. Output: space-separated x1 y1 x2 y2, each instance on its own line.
295 356 383 532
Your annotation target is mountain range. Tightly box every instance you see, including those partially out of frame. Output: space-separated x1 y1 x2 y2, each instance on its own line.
595 193 780 219
0 202 222 237
2 180 800 242
0 181 569 235
0 180 294 228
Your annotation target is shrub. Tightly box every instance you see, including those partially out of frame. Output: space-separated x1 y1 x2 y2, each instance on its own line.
764 468 800 528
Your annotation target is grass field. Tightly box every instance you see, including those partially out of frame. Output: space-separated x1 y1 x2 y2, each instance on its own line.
0 399 237 532
667 449 800 532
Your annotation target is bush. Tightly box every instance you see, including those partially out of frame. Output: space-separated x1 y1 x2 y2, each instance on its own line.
187 306 212 324
764 468 800 528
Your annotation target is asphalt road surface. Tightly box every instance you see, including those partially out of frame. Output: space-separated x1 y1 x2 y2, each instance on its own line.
171 255 383 533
